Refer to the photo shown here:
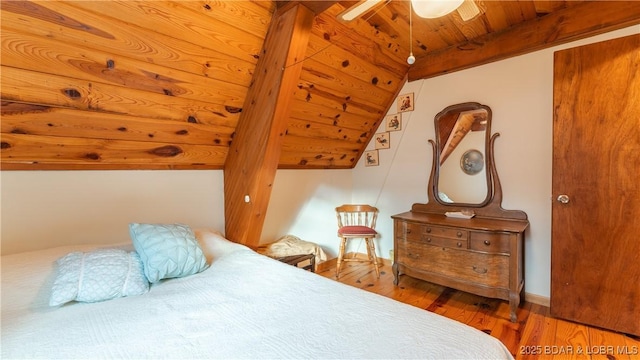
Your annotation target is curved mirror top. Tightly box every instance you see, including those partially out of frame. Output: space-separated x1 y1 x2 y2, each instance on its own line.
435 103 491 206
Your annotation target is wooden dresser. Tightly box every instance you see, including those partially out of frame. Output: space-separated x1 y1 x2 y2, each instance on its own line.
392 211 529 322
407 102 530 322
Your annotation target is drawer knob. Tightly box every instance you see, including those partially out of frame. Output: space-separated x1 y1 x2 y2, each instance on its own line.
457 242 462 247
408 253 420 259
426 227 431 233
484 240 491 246
426 237 432 242
457 231 462 237
473 266 488 274
406 229 412 234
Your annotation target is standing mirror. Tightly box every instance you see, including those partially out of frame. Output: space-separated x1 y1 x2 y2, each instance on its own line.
435 103 491 206
413 102 527 220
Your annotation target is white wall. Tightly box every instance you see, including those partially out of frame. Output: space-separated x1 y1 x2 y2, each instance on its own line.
261 169 352 257
0 170 225 255
0 168 353 257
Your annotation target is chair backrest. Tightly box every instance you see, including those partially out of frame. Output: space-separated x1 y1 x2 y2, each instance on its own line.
335 204 378 230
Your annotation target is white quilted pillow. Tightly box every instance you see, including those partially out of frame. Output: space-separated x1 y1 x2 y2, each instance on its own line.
129 223 209 283
49 249 149 306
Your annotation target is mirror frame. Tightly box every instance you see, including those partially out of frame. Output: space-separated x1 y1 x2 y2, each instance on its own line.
434 102 492 207
412 102 527 220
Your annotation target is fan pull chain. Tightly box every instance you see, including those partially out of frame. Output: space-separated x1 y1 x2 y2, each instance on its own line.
407 0 415 65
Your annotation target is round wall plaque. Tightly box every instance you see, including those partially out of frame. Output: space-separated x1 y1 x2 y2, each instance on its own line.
460 149 484 175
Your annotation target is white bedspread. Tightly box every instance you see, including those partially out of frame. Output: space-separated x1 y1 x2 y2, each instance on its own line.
1 231 513 359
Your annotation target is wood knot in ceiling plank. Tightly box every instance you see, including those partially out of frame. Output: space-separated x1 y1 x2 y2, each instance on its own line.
84 152 101 160
149 145 183 157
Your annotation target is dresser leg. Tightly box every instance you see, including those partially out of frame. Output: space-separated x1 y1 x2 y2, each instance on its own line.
392 263 399 285
509 292 520 323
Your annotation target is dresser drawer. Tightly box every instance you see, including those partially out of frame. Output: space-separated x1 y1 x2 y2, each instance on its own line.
418 235 467 249
469 232 511 254
403 223 467 249
403 223 468 240
424 225 468 241
403 222 422 240
396 240 509 288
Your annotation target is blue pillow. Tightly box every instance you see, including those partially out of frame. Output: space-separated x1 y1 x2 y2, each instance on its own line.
49 249 149 306
129 223 208 283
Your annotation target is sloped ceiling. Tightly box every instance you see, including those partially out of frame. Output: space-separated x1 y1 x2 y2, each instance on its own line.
3 1 638 171
1 0 638 245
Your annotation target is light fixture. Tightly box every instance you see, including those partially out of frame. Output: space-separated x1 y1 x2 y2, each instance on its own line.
337 0 384 22
411 0 464 19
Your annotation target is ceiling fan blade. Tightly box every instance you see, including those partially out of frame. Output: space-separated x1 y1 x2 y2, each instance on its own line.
337 0 480 23
337 0 385 22
457 0 482 21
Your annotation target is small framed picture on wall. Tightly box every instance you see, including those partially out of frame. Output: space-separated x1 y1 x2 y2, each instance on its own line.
364 150 379 166
397 93 414 112
375 132 390 149
385 113 402 131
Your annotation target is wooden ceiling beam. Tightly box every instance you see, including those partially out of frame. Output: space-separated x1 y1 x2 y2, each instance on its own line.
409 1 640 81
223 4 315 247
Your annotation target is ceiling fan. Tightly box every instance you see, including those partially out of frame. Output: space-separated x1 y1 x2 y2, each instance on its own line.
337 0 482 22
337 0 482 64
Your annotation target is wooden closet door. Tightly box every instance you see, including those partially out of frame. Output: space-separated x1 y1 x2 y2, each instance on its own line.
551 34 640 336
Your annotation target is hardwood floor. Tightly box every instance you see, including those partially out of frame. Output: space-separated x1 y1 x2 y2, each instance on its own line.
316 260 640 359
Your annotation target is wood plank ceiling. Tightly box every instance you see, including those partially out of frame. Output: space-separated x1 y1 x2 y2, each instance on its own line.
2 0 638 245
3 1 638 171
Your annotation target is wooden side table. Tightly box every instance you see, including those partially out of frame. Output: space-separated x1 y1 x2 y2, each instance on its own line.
276 254 315 272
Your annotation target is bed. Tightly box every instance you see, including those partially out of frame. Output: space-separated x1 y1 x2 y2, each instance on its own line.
1 228 513 359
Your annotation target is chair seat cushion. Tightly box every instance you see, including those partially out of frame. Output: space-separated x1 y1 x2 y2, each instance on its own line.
338 226 377 236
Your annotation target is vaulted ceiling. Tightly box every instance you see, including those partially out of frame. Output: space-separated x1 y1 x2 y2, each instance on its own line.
3 1 638 171
1 0 638 245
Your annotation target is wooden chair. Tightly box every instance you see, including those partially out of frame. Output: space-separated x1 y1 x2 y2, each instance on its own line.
335 204 380 279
